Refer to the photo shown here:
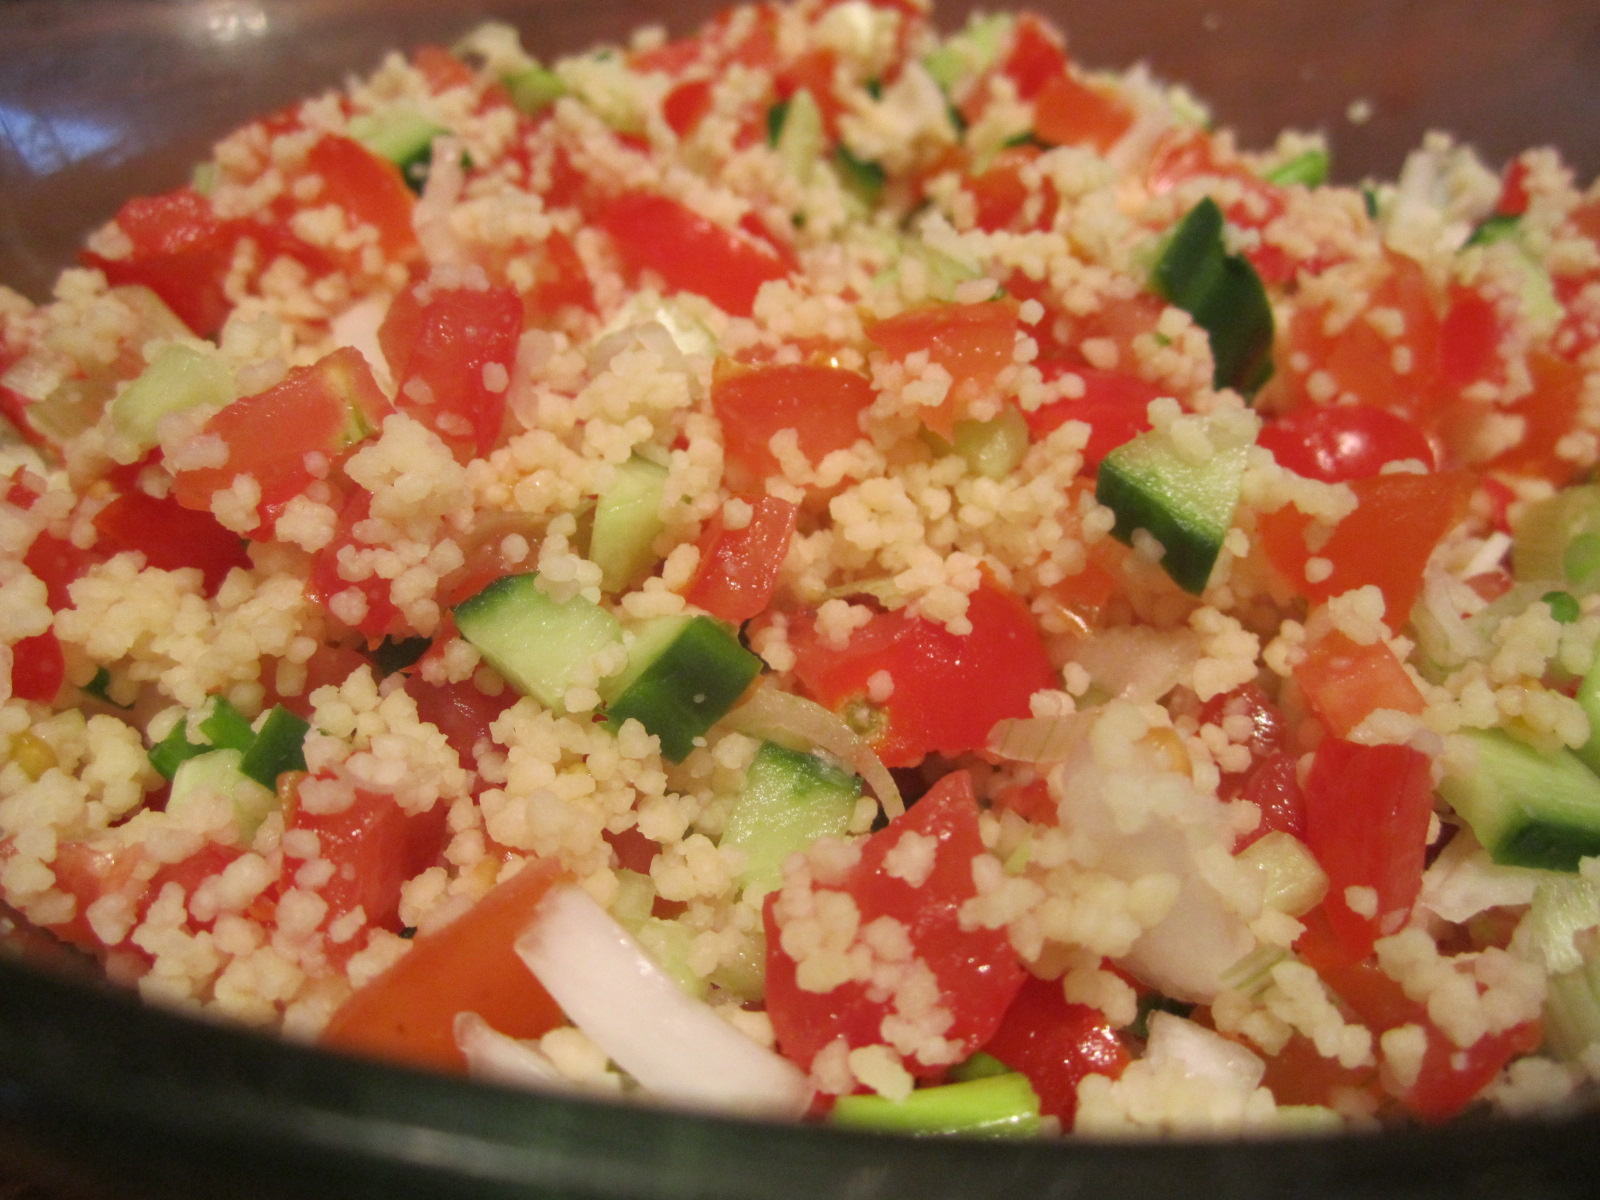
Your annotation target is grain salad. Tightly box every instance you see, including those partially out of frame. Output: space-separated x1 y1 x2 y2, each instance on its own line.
5 0 1600 1138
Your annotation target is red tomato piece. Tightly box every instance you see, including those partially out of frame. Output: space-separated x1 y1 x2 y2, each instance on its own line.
92 490 250 595
867 301 1020 439
1033 73 1133 154
763 771 1026 1078
663 77 715 138
1025 362 1161 471
1235 753 1306 850
1258 470 1473 629
1301 739 1434 964
597 192 791 318
403 674 518 773
1294 629 1427 739
786 578 1056 767
412 44 478 93
23 532 99 610
711 360 874 489
965 146 1059 234
682 495 798 623
1257 405 1436 483
10 631 64 703
303 135 418 263
283 779 450 946
523 230 596 325
171 346 390 535
380 282 523 460
320 857 567 1074
982 974 1130 1127
1485 352 1587 487
1437 283 1506 396
82 187 235 337
307 488 404 644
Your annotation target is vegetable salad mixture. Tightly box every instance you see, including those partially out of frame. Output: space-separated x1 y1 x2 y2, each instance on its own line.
7 0 1600 1137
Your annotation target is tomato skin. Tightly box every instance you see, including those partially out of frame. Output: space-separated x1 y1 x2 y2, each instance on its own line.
598 192 791 318
786 580 1057 768
1025 363 1161 472
1234 752 1307 850
1259 470 1473 630
1001 14 1068 100
663 77 715 137
682 495 798 623
320 857 566 1074
981 975 1130 1127
380 282 524 460
711 361 874 489
1257 405 1436 483
1301 739 1434 964
1294 629 1426 739
92 490 250 595
763 771 1026 1078
23 532 98 610
171 346 390 535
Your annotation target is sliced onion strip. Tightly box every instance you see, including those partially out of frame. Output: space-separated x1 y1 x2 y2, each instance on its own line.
454 1011 571 1091
986 714 1089 764
727 684 903 818
515 882 813 1119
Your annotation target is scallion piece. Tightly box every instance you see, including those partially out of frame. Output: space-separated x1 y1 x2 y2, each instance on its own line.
1263 148 1329 188
829 1073 1042 1137
239 706 310 789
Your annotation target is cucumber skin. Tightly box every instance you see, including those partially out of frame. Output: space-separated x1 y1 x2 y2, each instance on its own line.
601 616 761 762
1441 729 1600 872
722 742 861 895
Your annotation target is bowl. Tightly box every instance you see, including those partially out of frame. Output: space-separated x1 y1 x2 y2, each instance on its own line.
3 2 1600 1197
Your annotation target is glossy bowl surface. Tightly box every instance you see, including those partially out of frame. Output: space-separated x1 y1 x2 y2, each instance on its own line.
3 2 1600 1197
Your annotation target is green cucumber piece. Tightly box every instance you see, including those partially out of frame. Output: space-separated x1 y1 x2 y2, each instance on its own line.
1151 197 1275 396
238 706 309 789
505 64 567 116
600 615 761 761
771 89 824 183
1262 149 1329 188
952 406 1030 480
1439 729 1600 872
109 344 237 456
168 748 279 842
922 13 1012 94
590 454 668 593
149 695 249 779
722 741 861 896
829 1072 1041 1137
348 110 453 193
454 573 622 713
1095 421 1250 594
1512 485 1600 590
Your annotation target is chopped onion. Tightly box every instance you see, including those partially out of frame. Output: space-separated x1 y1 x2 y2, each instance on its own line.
329 297 393 393
727 684 903 819
1144 1011 1265 1095
1069 627 1198 703
1418 830 1542 925
515 882 813 1119
454 1011 571 1091
986 714 1089 764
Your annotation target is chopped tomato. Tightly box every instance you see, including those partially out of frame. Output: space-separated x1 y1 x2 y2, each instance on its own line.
1294 628 1426 739
1257 405 1436 483
522 230 596 324
1033 72 1132 154
403 674 518 773
1437 283 1507 397
282 777 451 949
379 282 523 460
1000 14 1068 100
683 495 798 623
303 136 418 263
23 531 99 611
171 346 390 535
1484 352 1587 487
306 489 404 644
711 360 874 489
597 192 791 318
412 44 478 93
92 489 250 595
867 300 1020 439
82 187 236 337
1235 753 1307 849
1197 682 1292 816
663 77 715 138
1258 1029 1379 1110
763 770 1026 1078
786 578 1056 767
1258 470 1473 629
1024 362 1161 471
10 631 64 703
1301 739 1434 964
320 857 567 1073
965 145 1059 233
982 974 1130 1127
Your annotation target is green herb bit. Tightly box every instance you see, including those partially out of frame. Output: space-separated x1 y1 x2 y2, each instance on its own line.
239 706 311 789
1466 212 1522 248
82 668 132 710
1545 590 1582 624
766 98 791 147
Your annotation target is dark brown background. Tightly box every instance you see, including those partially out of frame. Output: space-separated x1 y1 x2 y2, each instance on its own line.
2 0 1600 1194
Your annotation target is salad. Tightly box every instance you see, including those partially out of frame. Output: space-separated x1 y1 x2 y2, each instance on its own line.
2 0 1600 1138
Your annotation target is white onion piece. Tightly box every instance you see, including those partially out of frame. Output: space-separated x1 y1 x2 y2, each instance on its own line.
515 882 813 1119
1069 627 1199 703
328 297 393 394
727 684 904 819
986 714 1090 765
1419 831 1542 925
454 1011 571 1091
1144 1011 1266 1095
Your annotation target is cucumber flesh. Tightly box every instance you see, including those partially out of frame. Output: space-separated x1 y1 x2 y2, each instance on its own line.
169 748 279 842
1512 485 1600 591
348 110 453 193
454 574 622 713
722 741 862 896
600 615 762 761
1439 729 1600 872
109 344 237 457
1095 422 1249 595
590 454 668 593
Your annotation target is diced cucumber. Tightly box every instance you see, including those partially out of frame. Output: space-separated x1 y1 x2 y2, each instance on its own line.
109 344 237 456
829 1072 1041 1137
1234 830 1328 917
1095 419 1251 594
348 110 453 193
505 64 567 116
722 741 862 896
951 407 1030 480
1438 729 1600 872
149 695 250 779
600 615 762 761
239 705 309 789
771 88 825 184
454 574 623 713
1151 197 1275 396
1262 149 1329 188
1512 485 1600 590
168 748 279 842
590 454 668 593
1575 643 1600 775
833 145 887 211
922 13 1012 94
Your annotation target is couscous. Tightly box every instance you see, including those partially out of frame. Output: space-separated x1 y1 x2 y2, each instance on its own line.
4 0 1600 1137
